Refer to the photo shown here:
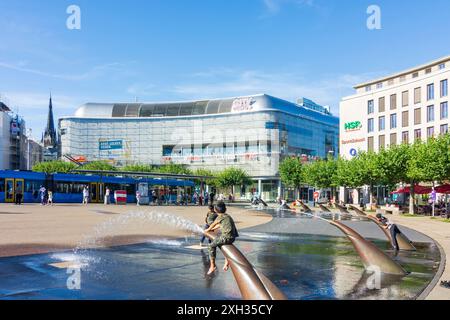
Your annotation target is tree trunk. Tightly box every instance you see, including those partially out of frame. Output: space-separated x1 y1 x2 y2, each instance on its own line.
409 181 415 215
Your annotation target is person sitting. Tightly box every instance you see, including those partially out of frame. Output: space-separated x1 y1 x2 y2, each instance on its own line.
376 213 402 251
204 201 239 275
200 205 218 246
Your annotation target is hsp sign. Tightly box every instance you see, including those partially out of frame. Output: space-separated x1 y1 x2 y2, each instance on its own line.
344 121 362 131
99 140 123 151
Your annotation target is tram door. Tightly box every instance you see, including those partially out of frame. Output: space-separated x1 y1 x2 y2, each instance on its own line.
5 179 14 203
89 182 104 203
4 179 24 203
90 182 98 203
15 180 24 201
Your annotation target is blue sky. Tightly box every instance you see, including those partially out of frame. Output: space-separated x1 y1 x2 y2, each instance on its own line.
1 0 450 139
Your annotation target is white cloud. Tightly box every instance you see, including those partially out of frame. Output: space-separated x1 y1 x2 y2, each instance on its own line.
0 61 127 81
1 91 82 140
262 0 314 15
127 83 157 96
166 68 378 115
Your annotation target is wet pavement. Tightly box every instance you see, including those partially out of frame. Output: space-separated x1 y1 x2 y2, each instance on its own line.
0 209 442 300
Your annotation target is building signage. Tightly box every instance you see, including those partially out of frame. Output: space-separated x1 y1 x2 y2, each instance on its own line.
341 138 366 145
344 121 362 132
349 148 357 157
99 140 123 151
231 97 256 113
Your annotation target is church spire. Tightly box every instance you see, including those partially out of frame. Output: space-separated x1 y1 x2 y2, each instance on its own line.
43 93 57 149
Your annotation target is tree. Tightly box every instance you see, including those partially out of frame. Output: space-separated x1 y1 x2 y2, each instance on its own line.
154 163 192 175
303 158 338 189
215 167 252 199
194 169 219 190
122 164 154 172
81 161 117 172
407 137 450 214
32 161 78 174
279 157 305 198
335 156 364 189
355 151 385 207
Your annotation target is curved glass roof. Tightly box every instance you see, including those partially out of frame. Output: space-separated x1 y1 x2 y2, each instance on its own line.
111 98 236 118
70 94 339 125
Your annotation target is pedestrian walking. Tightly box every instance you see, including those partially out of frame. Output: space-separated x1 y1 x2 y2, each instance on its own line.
47 190 53 205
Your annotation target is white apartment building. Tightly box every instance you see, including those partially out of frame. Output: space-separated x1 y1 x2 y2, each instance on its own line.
339 56 450 204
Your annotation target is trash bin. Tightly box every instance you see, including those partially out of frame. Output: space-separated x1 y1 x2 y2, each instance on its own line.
114 190 127 205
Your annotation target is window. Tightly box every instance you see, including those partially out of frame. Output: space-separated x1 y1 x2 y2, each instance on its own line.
402 91 409 107
368 137 374 152
388 79 394 85
400 75 406 82
441 124 449 135
402 111 409 127
379 97 385 112
402 131 409 144
379 116 385 131
376 82 383 89
412 72 419 78
368 100 374 114
439 63 446 70
414 108 421 125
368 118 374 133
379 135 385 150
441 79 448 97
390 114 397 129
427 83 435 101
427 127 435 139
441 102 448 120
414 129 422 141
427 105 435 122
390 133 397 146
365 85 372 92
414 87 421 104
390 94 397 110
425 68 432 74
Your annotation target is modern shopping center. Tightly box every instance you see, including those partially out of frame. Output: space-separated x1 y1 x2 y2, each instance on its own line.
59 94 339 201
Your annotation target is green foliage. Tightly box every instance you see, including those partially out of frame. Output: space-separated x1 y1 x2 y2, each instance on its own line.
215 167 252 191
32 161 78 174
122 164 154 172
154 163 193 175
335 156 364 188
303 158 338 189
279 157 305 191
407 137 449 183
193 169 219 187
81 161 117 172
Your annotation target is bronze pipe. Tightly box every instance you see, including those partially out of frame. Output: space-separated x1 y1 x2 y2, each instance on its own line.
328 220 407 276
335 203 350 215
297 200 312 213
204 232 287 300
319 204 331 212
348 205 416 251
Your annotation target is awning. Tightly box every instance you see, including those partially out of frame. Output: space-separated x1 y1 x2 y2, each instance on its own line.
435 184 450 194
391 185 432 195
392 184 450 195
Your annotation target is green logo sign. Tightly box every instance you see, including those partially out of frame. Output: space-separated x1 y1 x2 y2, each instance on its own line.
344 121 362 131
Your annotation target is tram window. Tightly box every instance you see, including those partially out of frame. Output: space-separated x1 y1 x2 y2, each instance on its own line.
56 182 71 194
25 180 40 193
0 179 4 192
122 184 136 195
74 183 86 194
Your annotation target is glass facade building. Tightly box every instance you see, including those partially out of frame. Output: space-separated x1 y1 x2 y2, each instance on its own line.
59 94 339 201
